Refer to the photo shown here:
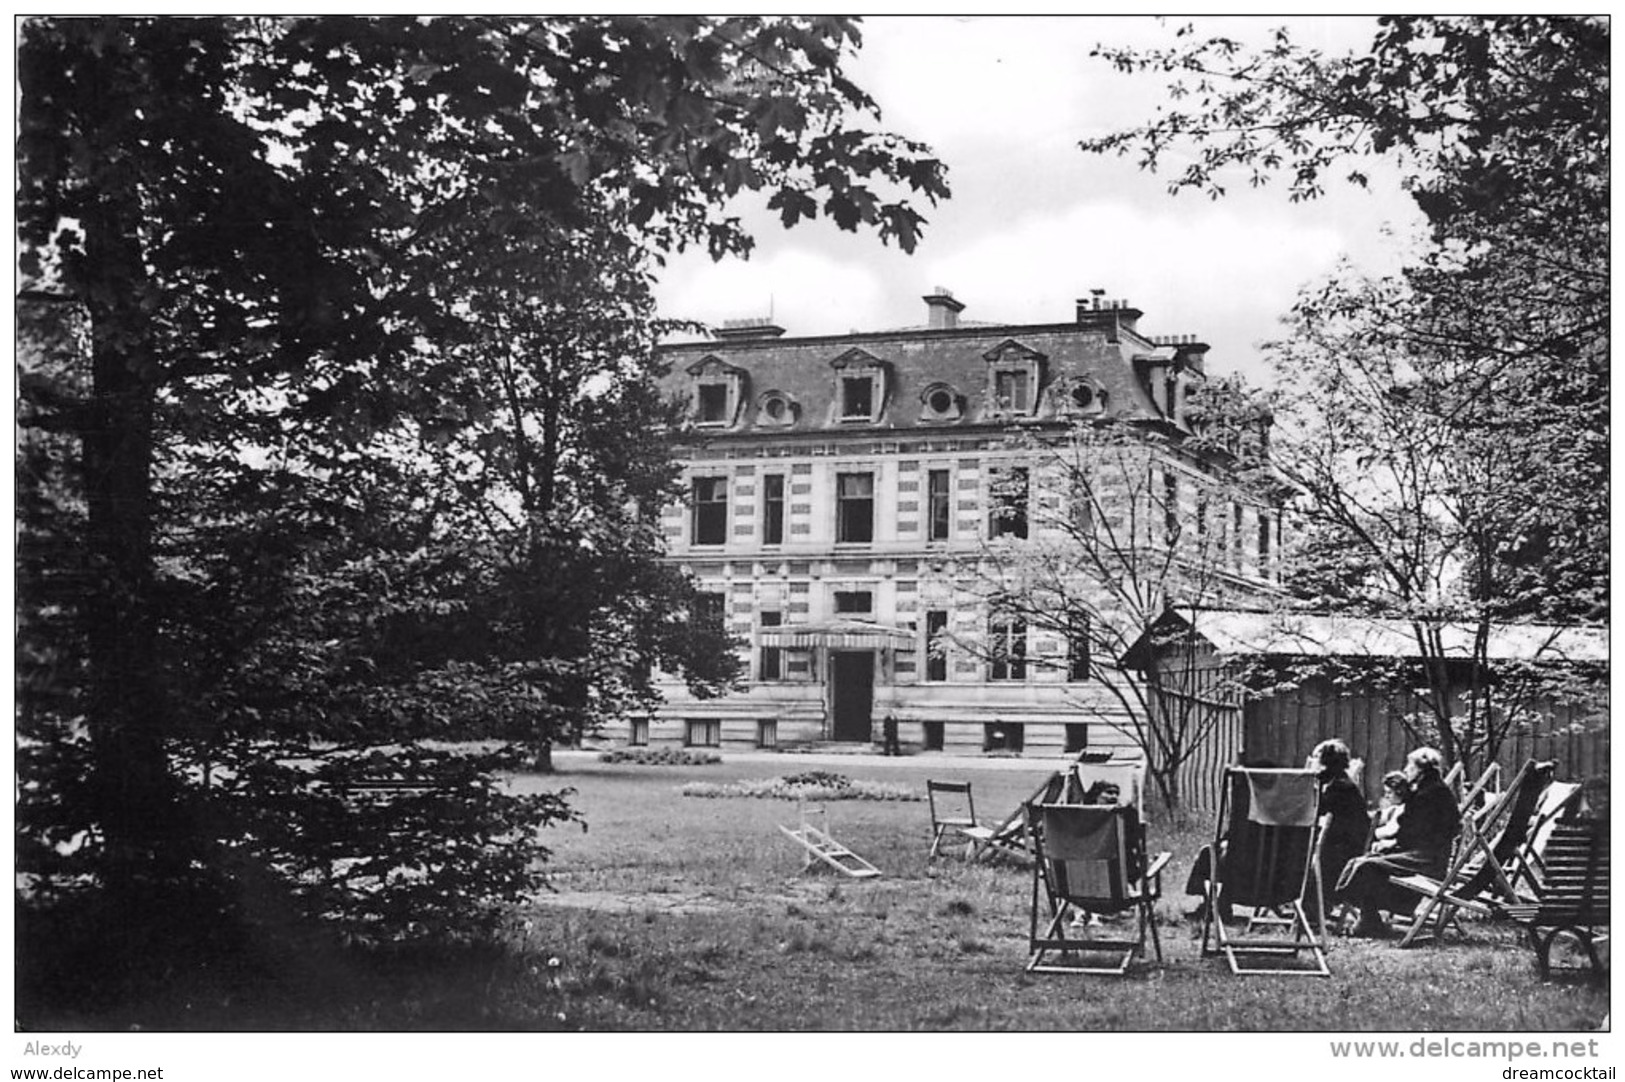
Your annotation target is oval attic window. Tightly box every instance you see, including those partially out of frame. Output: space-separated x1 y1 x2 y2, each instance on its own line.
1072 385 1095 409
928 388 954 415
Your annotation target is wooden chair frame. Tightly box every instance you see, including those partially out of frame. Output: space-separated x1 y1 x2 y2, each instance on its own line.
926 779 983 861
1026 801 1170 976
1202 767 1330 977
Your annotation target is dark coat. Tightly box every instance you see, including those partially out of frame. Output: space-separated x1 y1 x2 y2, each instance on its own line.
1335 771 1460 914
1393 773 1459 860
1317 769 1370 901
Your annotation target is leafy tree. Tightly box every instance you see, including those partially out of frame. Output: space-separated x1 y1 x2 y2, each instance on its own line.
16 14 947 956
1082 17 1607 775
950 390 1281 816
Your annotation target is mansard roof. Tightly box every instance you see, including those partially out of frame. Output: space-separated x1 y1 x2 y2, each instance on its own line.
659 318 1173 434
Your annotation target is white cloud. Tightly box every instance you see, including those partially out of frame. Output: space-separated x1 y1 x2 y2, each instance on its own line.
652 16 1428 385
655 247 891 338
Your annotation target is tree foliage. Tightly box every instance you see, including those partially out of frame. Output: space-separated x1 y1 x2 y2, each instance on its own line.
1083 16 1608 774
15 15 948 957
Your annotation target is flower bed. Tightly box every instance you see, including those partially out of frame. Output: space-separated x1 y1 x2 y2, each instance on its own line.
599 748 722 766
679 770 920 801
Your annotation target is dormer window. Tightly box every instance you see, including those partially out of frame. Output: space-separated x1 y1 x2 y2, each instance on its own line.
687 355 747 428
842 376 872 419
983 340 1046 418
757 390 799 428
829 348 888 425
698 384 728 423
995 370 1029 412
1060 377 1108 415
919 381 964 423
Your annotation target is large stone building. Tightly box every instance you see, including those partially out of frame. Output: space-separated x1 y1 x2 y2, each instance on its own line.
640 291 1278 755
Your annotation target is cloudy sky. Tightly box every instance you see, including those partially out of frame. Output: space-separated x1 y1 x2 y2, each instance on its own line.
652 16 1428 386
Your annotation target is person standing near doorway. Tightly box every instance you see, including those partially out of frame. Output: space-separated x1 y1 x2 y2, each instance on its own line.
882 712 901 756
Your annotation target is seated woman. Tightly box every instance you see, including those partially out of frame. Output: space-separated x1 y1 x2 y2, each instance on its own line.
1370 770 1411 854
1335 747 1459 938
1305 738 1370 925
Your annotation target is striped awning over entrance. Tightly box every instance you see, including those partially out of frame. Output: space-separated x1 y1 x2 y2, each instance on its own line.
758 619 916 650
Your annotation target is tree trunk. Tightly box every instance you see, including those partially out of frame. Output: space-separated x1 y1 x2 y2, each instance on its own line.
81 175 182 894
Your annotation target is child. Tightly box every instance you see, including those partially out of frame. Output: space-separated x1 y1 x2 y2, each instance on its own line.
1370 770 1411 854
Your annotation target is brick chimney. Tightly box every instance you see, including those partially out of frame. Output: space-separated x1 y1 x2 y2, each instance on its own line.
923 287 965 331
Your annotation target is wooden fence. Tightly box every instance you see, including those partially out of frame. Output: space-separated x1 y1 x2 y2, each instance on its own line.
1161 670 1607 816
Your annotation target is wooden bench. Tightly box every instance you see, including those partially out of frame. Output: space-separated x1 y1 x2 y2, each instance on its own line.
1494 819 1609 981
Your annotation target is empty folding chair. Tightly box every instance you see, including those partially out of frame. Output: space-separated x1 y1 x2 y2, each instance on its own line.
1202 766 1330 977
926 779 983 861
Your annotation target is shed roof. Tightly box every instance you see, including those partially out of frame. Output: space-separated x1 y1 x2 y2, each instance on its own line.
1122 609 1608 668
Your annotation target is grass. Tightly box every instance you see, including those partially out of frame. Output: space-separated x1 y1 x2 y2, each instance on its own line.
21 753 1608 1031
499 755 1606 1031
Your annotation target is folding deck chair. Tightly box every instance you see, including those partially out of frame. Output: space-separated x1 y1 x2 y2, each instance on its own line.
1446 760 1502 817
953 772 1068 865
1506 777 1586 895
1392 760 1581 947
1026 775 1170 976
926 780 983 861
779 800 880 879
1202 767 1330 977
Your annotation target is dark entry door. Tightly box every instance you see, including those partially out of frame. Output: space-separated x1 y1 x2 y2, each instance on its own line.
830 651 875 742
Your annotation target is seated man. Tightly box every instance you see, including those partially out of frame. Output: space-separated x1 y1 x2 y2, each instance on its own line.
1335 747 1459 938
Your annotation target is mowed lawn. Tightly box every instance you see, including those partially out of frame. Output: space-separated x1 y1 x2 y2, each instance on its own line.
498 752 1608 1032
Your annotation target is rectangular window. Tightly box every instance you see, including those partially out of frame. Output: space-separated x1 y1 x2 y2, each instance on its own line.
691 476 727 545
630 717 649 747
927 469 951 541
834 590 872 614
1163 470 1179 544
762 474 785 545
685 718 721 748
1196 491 1209 538
925 610 948 682
984 721 1024 752
759 611 782 681
1232 503 1245 567
836 472 875 543
988 466 1029 539
1258 511 1272 565
1070 471 1094 534
841 376 873 419
989 615 1027 681
1067 614 1090 682
995 369 1029 412
697 383 728 424
756 718 778 749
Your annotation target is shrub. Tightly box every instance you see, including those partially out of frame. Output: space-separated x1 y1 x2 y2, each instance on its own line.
208 741 578 946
